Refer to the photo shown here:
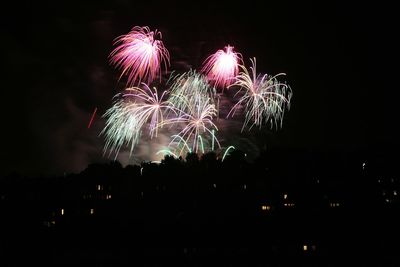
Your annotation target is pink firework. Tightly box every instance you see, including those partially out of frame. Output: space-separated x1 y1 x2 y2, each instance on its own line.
109 26 170 86
201 45 241 90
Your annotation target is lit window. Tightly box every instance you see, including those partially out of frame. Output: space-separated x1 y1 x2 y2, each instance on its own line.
261 205 271 211
330 202 340 208
90 208 94 215
303 245 308 251
61 209 64 216
283 194 288 200
243 184 247 190
106 194 112 200
394 191 397 196
213 184 217 188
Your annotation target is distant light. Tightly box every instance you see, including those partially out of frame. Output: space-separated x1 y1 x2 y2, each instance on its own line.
303 245 308 251
140 167 144 176
362 162 366 170
394 190 397 196
283 193 288 200
51 220 56 225
61 209 64 216
311 245 317 251
90 208 94 215
243 184 247 190
261 205 271 211
213 184 217 188
385 198 390 203
106 194 112 200
97 185 102 191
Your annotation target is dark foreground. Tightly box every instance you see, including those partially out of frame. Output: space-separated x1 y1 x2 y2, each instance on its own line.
1 149 399 266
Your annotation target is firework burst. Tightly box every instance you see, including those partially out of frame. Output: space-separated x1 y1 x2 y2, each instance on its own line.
109 26 170 86
101 98 141 158
101 84 174 158
160 71 220 153
123 84 175 138
167 70 217 114
102 26 293 162
201 45 242 90
228 58 292 131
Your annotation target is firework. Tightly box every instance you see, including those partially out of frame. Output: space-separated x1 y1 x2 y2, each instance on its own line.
101 98 141 158
201 45 241 90
160 91 220 154
222 146 235 161
228 58 292 131
87 107 97 129
167 70 217 114
101 84 174 158
102 25 294 162
109 26 170 86
123 84 175 138
161 71 220 153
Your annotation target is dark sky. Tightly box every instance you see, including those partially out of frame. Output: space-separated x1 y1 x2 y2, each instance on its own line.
1 1 398 176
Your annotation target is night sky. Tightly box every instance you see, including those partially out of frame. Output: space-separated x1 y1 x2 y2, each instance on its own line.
2 1 398 176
